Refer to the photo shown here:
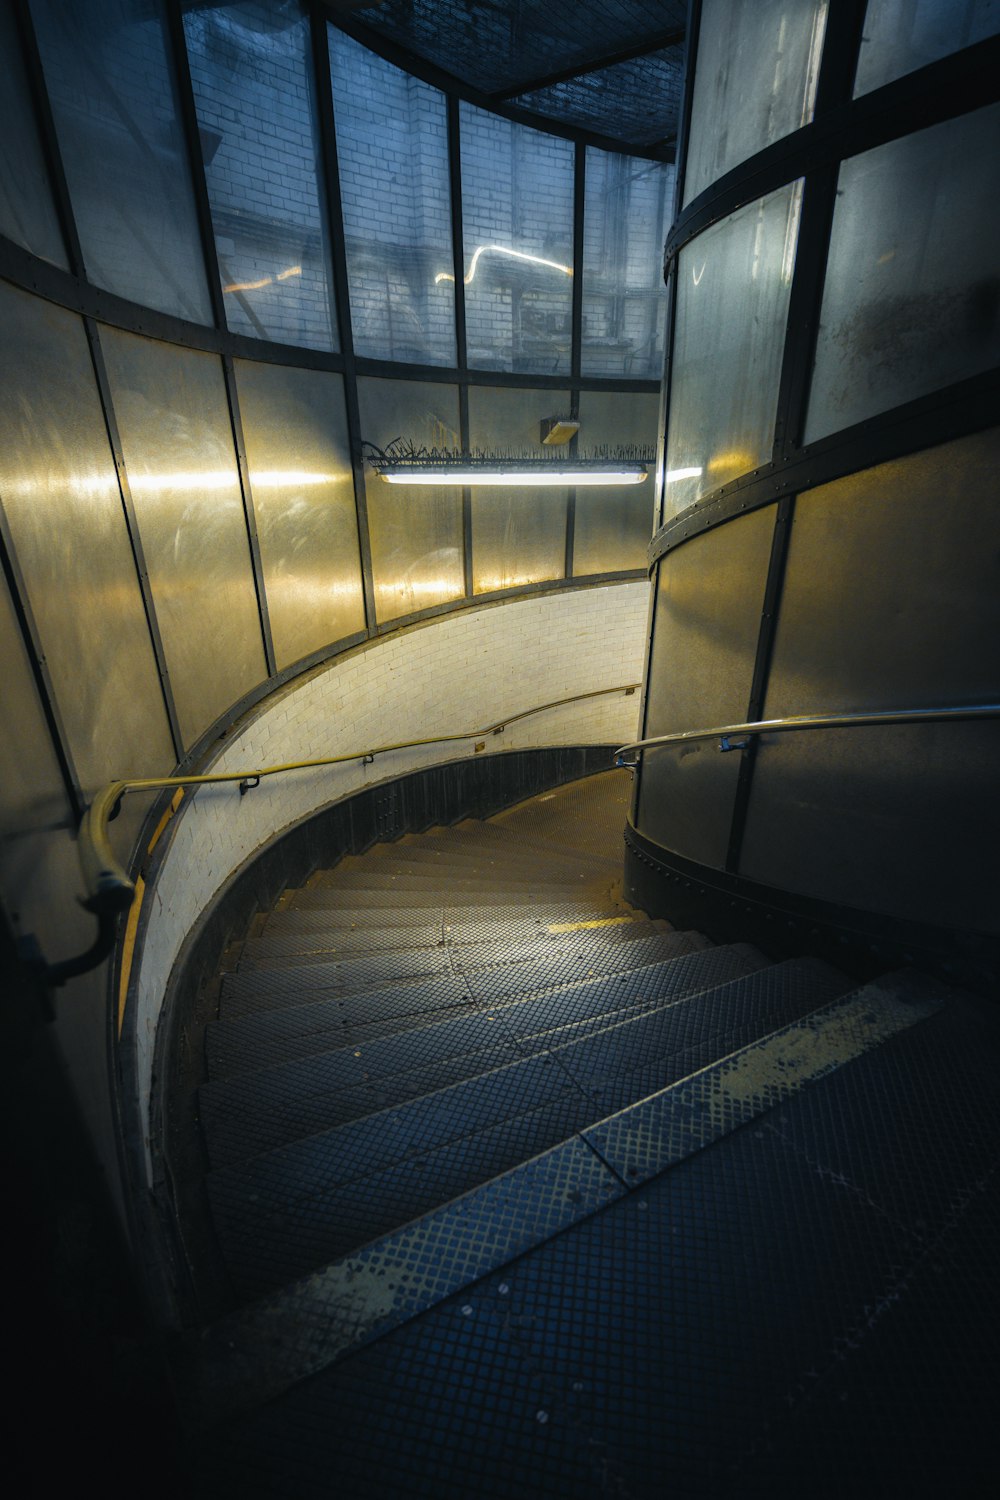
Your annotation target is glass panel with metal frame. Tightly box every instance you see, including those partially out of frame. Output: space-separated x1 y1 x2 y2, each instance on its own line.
184 0 338 350
664 181 803 518
330 28 455 366
0 0 66 266
29 0 211 321
804 104 1000 443
854 0 1000 96
582 147 675 379
683 0 827 206
459 101 574 376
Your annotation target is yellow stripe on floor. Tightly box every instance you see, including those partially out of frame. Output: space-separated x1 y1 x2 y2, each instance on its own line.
547 916 634 933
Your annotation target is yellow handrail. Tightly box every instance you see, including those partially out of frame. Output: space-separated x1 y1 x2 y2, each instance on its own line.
80 683 641 917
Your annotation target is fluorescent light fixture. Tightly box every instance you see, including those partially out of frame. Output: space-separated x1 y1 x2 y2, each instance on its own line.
381 466 646 487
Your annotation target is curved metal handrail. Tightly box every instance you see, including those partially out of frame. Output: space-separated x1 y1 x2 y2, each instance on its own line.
614 702 1000 767
72 682 640 931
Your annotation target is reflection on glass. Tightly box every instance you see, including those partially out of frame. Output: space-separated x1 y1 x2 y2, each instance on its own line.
101 328 266 746
468 386 568 591
0 1 66 266
460 102 574 374
665 182 802 517
184 0 337 350
357 377 464 622
805 106 1000 443
574 391 659 574
582 149 674 378
0 284 173 789
29 0 211 321
235 362 365 668
684 0 827 205
855 0 999 95
330 30 455 366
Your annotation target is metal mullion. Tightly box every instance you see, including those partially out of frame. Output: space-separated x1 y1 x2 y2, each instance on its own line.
446 97 474 597
672 0 703 213
563 142 587 580
222 354 278 677
85 319 185 761
812 0 869 116
11 0 85 277
312 8 377 634
724 494 795 874
164 0 227 332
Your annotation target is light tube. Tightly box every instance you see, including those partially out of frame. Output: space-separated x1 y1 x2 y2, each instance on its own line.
380 467 647 486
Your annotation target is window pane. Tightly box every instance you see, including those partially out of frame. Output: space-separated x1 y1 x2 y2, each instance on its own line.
573 391 659 575
684 0 827 205
664 182 802 518
357 377 464 622
235 362 365 669
29 0 212 322
805 106 1000 444
855 0 1000 95
101 328 267 747
468 386 569 593
330 30 455 366
460 103 574 375
0 1 66 265
184 0 338 350
582 148 674 379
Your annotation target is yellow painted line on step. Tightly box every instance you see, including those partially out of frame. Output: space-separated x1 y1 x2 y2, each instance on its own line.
547 916 634 933
148 786 184 854
117 874 145 1038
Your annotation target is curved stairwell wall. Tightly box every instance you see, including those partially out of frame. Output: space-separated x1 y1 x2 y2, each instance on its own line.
628 3 1000 981
128 580 648 1186
0 0 671 1216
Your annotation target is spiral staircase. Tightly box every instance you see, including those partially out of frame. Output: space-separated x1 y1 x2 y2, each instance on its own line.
159 771 999 1496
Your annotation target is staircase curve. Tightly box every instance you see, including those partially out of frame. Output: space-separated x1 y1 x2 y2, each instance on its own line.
160 770 999 1496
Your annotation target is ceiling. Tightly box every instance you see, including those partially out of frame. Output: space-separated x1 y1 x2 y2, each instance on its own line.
326 0 688 152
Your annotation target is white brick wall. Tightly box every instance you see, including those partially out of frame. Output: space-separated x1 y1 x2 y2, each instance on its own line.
131 581 649 1175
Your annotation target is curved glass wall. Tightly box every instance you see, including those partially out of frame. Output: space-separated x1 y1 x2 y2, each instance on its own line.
0 1 670 769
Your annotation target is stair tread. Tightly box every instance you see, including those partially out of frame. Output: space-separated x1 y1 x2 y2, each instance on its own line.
237 912 671 970
263 898 635 935
217 927 710 1022
205 956 853 1297
201 944 793 1166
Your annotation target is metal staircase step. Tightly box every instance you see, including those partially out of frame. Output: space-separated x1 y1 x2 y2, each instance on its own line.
176 970 950 1440
204 954 848 1297
207 932 722 1080
286 881 610 910
263 898 633 935
217 925 709 1021
237 911 670 970
200 942 773 1167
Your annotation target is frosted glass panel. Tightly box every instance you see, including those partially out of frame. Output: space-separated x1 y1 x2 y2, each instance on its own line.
30 0 211 322
357 378 464 622
331 31 455 366
101 329 266 747
684 0 827 204
855 0 1000 95
468 387 569 593
184 0 337 350
573 391 659 575
805 106 1000 443
235 362 365 669
0 284 173 793
582 148 674 378
664 183 802 517
460 102 574 374
0 1 65 265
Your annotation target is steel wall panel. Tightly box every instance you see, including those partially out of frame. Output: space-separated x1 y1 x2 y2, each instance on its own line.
0 285 175 805
635 505 775 868
574 390 659 575
235 361 364 670
101 327 267 749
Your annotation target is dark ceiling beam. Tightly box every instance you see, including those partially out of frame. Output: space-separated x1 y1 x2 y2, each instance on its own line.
486 27 685 102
